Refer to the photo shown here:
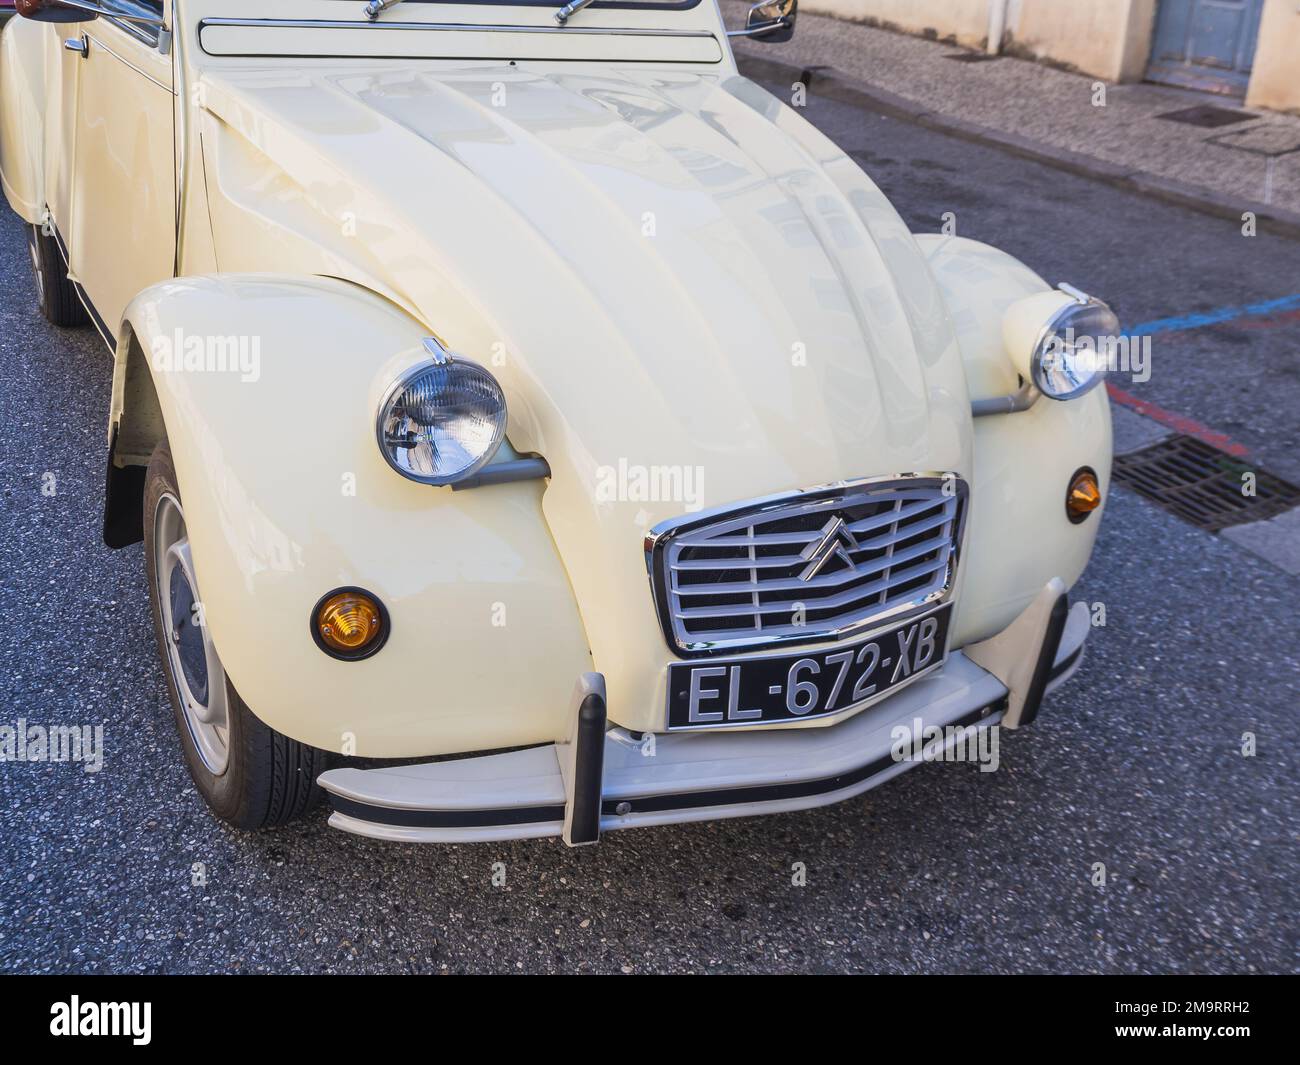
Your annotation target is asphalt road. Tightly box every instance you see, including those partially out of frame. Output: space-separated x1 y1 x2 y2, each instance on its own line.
1 71 1297 975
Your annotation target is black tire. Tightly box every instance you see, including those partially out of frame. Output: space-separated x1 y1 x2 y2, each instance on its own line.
143 440 328 829
27 224 88 328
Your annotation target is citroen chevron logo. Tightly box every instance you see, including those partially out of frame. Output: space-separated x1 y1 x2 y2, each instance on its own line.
799 516 861 582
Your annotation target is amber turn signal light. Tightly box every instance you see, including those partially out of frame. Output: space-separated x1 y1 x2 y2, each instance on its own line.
1066 468 1102 524
311 588 389 660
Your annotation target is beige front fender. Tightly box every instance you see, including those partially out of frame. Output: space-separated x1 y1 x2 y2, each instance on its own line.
112 274 592 757
915 234 1112 647
914 234 1050 404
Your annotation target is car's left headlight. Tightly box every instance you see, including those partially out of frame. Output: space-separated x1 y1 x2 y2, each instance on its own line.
1004 285 1120 401
377 339 507 486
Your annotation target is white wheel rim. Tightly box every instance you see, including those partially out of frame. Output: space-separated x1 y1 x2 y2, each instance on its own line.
154 493 230 775
28 231 45 307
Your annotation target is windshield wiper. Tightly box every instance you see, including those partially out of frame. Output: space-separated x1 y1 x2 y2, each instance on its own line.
368 0 589 27
363 0 404 20
554 0 597 24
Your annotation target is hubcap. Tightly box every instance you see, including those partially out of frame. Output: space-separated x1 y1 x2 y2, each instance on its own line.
154 493 230 774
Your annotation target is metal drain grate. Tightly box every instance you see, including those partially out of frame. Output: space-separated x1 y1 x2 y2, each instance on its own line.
1156 105 1256 129
1114 434 1300 533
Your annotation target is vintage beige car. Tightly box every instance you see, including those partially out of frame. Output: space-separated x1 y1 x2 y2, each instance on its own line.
1 0 1111 845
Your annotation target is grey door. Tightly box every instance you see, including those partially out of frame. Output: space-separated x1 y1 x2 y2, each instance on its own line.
1147 0 1265 96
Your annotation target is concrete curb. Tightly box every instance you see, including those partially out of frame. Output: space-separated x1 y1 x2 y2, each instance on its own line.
736 53 1300 242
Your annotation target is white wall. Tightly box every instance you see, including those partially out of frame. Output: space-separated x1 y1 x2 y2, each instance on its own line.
802 0 1156 82
1005 0 1157 81
1246 0 1300 114
805 0 1296 111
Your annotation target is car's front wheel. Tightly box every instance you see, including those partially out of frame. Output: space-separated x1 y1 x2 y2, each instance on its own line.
144 441 328 829
26 224 88 328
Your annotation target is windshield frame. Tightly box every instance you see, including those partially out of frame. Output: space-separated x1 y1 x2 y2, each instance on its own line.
354 0 703 10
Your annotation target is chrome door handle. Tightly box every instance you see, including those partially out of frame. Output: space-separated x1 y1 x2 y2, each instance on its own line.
63 37 89 57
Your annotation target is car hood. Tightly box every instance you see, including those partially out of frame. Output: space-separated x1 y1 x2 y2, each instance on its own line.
199 65 974 724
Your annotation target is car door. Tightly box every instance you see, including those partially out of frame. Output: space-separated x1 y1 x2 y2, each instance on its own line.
64 0 174 344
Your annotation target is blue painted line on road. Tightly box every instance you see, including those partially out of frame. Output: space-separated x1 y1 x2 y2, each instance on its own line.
1128 293 1300 336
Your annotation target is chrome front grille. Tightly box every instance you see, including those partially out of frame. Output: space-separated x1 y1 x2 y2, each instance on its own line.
647 476 967 655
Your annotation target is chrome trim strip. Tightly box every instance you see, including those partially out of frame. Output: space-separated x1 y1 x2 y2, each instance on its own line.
173 5 188 277
55 0 165 28
49 219 115 352
726 20 790 38
104 15 162 51
645 473 969 657
643 472 957 565
73 281 115 351
199 17 717 39
84 32 174 92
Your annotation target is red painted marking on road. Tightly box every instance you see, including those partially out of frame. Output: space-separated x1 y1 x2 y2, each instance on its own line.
1106 383 1250 458
1230 308 1300 331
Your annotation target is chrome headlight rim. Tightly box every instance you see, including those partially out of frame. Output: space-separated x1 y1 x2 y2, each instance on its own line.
375 340 507 487
1029 287 1117 402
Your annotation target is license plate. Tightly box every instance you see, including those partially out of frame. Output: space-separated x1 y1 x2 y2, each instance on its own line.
665 604 953 731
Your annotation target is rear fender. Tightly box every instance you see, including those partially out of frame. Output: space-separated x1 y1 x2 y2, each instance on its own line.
111 274 593 757
0 16 48 223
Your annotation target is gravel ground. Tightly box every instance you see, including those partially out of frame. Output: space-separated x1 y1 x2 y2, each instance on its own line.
0 64 1297 975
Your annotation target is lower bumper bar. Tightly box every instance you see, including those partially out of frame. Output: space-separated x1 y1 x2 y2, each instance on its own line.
318 595 1088 845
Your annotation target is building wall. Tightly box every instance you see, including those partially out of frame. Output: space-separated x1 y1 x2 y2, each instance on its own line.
1006 0 1157 82
806 0 1296 113
806 0 1156 79
1246 0 1300 114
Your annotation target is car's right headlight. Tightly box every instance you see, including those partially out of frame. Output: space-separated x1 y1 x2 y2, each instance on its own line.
376 338 507 486
1004 285 1120 401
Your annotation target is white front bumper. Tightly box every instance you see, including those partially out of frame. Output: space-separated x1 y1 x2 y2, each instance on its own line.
317 595 1089 845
